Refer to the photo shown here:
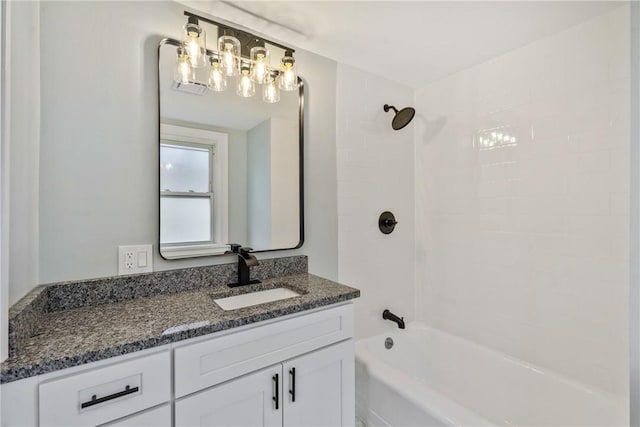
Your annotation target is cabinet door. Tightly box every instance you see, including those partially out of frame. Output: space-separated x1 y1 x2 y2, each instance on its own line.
175 365 283 427
283 340 355 427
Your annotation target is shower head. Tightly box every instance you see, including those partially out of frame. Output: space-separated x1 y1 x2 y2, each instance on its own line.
384 104 416 130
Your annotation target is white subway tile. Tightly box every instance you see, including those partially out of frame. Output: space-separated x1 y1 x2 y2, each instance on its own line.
414 6 629 397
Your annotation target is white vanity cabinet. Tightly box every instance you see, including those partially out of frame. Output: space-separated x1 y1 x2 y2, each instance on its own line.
175 340 354 427
0 303 355 427
282 341 354 427
175 365 282 427
38 351 171 427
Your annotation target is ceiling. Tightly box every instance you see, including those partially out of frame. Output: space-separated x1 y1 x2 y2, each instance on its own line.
178 1 623 89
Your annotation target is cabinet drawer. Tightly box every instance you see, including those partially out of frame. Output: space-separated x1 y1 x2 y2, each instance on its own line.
174 304 353 397
100 404 171 427
39 351 170 427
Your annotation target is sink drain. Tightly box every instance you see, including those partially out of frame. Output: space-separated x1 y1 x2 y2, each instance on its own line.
384 337 394 349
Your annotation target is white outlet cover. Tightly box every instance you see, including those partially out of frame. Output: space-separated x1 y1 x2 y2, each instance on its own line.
118 245 153 275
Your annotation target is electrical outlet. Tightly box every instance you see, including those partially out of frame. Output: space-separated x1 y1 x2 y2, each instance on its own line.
118 245 153 275
124 251 135 269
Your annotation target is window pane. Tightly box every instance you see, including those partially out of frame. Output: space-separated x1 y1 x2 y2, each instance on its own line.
160 144 210 193
160 196 211 243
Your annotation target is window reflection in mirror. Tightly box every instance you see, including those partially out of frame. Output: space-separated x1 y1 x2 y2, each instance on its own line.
160 124 229 258
158 39 303 259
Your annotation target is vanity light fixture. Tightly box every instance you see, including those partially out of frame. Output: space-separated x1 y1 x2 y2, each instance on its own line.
237 63 256 97
175 47 192 84
250 46 270 84
174 11 299 103
183 16 207 68
263 71 280 103
218 33 241 77
279 50 298 91
208 55 226 91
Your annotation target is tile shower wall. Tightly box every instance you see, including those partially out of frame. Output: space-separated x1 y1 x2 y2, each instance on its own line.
415 6 629 398
336 64 415 338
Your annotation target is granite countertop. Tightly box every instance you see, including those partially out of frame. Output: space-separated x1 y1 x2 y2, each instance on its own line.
1 271 359 384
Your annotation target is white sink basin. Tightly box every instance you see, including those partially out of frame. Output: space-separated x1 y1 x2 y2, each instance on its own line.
214 287 301 310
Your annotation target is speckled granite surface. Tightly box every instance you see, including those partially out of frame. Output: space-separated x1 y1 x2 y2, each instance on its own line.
7 255 308 359
1 257 359 384
7 285 48 359
46 255 308 312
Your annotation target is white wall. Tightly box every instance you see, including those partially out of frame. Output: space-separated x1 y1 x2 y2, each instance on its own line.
6 1 40 306
631 3 640 423
0 0 8 360
28 1 338 293
415 5 630 402
247 119 272 249
336 64 415 339
270 117 299 249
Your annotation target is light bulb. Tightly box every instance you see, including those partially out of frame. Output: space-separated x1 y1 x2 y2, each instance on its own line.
281 66 296 89
253 55 267 82
218 35 241 77
175 47 192 84
183 17 206 68
223 44 235 75
209 57 226 92
250 47 270 84
187 32 200 64
237 66 255 97
278 50 298 91
263 73 280 103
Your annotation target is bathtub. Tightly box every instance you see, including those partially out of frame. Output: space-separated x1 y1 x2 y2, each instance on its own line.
355 322 627 426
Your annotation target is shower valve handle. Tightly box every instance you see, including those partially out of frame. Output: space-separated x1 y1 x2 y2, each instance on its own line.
379 211 398 234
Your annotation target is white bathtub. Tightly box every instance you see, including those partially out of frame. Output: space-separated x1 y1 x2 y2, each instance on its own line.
355 322 627 426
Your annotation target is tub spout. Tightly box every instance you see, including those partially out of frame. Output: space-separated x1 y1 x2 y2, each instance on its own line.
382 309 405 329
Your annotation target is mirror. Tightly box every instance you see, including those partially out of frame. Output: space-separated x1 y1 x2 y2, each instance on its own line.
158 38 303 259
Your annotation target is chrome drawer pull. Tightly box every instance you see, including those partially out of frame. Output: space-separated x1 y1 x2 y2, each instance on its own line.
81 385 139 409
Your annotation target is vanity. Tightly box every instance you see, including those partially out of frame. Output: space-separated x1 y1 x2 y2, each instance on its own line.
1 256 359 426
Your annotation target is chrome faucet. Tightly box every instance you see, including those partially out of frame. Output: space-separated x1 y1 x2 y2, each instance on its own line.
228 244 260 287
382 309 405 329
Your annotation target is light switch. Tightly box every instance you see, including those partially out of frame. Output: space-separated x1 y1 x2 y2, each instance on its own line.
118 245 153 275
138 251 148 268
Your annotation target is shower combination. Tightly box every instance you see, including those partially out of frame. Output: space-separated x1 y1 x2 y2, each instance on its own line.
383 104 415 130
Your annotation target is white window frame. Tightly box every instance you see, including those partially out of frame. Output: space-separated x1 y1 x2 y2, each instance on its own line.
160 124 229 258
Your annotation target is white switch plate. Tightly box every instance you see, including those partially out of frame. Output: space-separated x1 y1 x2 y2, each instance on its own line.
118 245 153 275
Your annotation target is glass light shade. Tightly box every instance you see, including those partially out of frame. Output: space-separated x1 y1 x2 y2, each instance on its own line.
237 66 255 97
218 35 241 76
208 57 227 92
175 47 192 84
183 19 207 68
278 51 298 91
262 73 280 103
250 46 270 84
